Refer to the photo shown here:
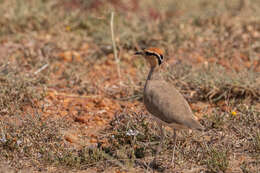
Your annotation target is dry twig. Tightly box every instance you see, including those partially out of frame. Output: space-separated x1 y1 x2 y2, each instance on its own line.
110 12 121 84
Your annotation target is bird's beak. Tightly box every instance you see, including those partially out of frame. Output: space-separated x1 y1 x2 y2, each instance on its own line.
134 51 143 55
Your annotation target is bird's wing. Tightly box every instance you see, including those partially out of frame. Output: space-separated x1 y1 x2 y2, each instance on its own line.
144 80 203 130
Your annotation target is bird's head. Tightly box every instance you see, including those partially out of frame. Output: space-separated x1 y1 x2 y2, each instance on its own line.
135 47 164 68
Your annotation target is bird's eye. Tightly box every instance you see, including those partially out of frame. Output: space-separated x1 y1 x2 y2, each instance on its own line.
158 55 163 65
160 55 164 60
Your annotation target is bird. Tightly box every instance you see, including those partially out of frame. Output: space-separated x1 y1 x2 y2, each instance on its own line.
135 47 204 165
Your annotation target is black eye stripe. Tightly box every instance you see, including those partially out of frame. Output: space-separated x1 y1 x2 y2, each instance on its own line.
145 51 163 65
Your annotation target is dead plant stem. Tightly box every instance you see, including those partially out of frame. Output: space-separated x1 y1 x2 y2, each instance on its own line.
110 12 121 84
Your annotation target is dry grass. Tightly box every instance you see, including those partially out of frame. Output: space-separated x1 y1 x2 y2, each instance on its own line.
166 63 260 102
0 0 259 172
0 65 44 116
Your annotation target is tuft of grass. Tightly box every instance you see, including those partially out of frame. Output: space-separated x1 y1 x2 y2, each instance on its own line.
98 112 165 171
104 112 158 158
0 114 67 168
0 113 108 171
166 63 260 103
0 65 44 116
204 148 229 173
252 131 260 153
209 111 225 129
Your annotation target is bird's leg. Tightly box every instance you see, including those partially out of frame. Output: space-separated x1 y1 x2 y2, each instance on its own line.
171 130 177 165
154 122 164 163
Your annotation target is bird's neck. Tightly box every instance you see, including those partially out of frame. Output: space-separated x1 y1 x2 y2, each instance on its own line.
144 67 161 89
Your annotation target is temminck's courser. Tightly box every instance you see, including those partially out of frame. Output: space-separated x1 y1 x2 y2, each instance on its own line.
135 47 204 164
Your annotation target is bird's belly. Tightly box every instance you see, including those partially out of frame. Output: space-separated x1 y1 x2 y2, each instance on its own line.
147 111 188 130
